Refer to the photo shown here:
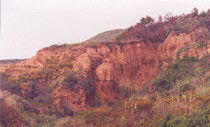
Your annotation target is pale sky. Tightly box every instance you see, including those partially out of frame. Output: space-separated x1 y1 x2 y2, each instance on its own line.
1 0 210 60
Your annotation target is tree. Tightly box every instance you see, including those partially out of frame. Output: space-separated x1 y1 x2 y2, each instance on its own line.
140 17 146 25
164 12 173 22
191 8 198 17
140 16 154 26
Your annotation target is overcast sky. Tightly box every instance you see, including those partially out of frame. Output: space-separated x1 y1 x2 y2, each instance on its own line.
1 0 210 60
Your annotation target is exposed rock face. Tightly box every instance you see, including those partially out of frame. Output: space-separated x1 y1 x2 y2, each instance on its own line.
177 42 210 59
158 26 210 68
159 26 209 58
0 44 86 76
71 41 160 102
158 33 192 59
1 26 210 110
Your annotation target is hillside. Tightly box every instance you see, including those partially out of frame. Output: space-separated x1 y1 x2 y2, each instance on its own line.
86 29 125 43
0 9 210 127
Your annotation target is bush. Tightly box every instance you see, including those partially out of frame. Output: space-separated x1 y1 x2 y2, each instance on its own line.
152 56 198 92
90 97 101 107
154 107 210 127
63 72 78 90
120 86 130 98
199 54 210 72
62 72 97 106
199 11 207 17
0 73 21 95
179 83 195 94
0 101 26 127
154 114 173 127
63 72 94 91
24 83 39 99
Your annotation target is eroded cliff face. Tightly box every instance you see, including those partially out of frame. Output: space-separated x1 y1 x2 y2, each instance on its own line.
1 26 210 110
50 41 160 107
158 26 210 68
0 44 86 76
75 41 160 102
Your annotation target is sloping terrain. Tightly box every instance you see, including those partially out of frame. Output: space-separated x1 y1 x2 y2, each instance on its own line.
0 9 210 127
86 29 124 43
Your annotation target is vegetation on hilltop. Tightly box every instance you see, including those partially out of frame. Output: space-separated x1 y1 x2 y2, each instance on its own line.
116 8 210 43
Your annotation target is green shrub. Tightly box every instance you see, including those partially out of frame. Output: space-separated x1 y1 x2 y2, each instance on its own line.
154 106 210 127
90 97 101 107
120 86 130 98
152 56 198 92
62 72 78 90
199 11 207 17
22 102 31 111
62 72 97 106
153 114 173 127
166 115 184 127
179 83 195 94
199 54 210 72
63 72 94 91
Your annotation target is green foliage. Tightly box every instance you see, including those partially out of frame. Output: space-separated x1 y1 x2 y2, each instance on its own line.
179 83 195 94
120 86 131 98
0 73 22 95
87 29 124 43
90 96 101 107
24 83 39 99
49 105 75 118
154 107 210 127
140 16 154 26
48 82 59 93
81 107 123 127
0 100 26 127
22 102 31 111
172 24 189 34
199 54 210 72
152 56 198 92
62 71 98 106
199 11 207 17
172 19 198 35
0 73 10 82
63 72 78 90
30 113 57 127
62 72 94 91
166 115 184 127
153 114 173 127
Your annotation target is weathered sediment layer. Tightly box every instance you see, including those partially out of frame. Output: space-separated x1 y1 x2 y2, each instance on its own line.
0 26 210 110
